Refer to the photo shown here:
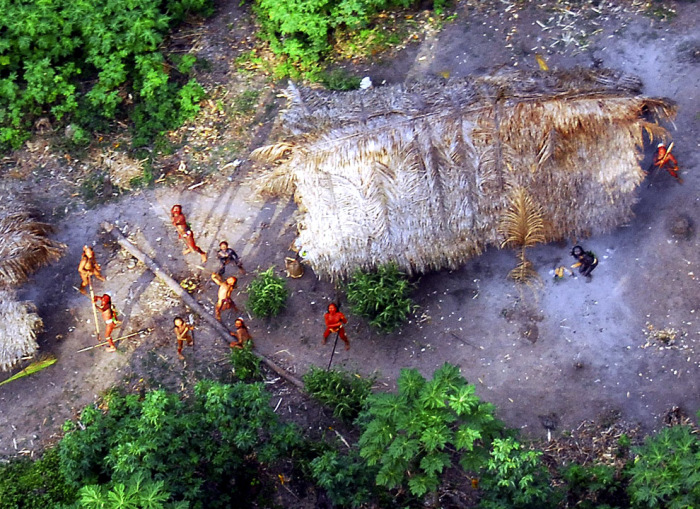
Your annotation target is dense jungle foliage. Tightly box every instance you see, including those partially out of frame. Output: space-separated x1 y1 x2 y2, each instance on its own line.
0 0 212 151
1 362 698 508
252 0 449 76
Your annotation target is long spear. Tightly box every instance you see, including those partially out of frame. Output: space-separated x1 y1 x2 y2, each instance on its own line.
88 278 101 341
76 329 151 353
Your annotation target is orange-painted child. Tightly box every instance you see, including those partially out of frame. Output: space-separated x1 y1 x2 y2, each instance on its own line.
211 273 238 321
229 318 253 349
173 316 194 361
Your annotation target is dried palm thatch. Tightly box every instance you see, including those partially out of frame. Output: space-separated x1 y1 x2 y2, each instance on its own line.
0 205 66 288
253 68 676 279
499 186 546 284
0 290 43 371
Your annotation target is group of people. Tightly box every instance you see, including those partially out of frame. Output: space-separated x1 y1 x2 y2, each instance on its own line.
170 204 252 360
170 204 352 356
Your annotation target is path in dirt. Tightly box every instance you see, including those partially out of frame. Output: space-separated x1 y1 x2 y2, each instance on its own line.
1 0 698 457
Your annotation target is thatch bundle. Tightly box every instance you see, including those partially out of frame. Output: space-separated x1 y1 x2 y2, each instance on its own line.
0 290 43 371
253 68 676 278
0 206 66 288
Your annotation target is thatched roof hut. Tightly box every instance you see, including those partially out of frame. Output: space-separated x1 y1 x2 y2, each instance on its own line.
0 290 43 371
253 68 675 279
0 204 66 289
0 194 65 369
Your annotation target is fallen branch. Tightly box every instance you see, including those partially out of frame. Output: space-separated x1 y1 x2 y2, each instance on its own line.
102 222 304 389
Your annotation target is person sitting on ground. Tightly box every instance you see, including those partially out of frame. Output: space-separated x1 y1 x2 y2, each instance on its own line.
170 204 207 264
78 245 106 294
653 143 681 183
217 241 245 276
173 317 194 361
322 303 350 351
211 272 238 321
571 245 598 278
229 318 253 349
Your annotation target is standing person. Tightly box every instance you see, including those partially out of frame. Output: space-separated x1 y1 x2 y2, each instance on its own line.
571 245 598 278
322 303 350 351
653 143 681 182
170 205 207 264
78 245 106 294
217 241 245 276
211 273 238 321
94 294 118 351
173 317 194 361
229 318 253 349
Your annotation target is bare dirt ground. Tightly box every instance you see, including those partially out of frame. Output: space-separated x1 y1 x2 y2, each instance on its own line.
0 0 698 461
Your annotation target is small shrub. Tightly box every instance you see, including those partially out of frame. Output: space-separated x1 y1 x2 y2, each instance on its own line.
303 366 373 423
246 268 288 318
479 437 557 509
77 472 180 509
310 449 377 508
0 448 77 508
358 363 503 499
561 463 627 509
346 263 415 331
320 69 362 91
627 422 700 509
232 90 261 115
230 342 262 381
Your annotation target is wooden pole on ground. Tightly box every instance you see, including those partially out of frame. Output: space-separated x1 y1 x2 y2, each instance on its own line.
101 222 303 389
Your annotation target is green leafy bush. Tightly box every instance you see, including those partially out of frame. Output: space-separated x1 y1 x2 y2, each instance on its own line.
310 449 377 508
252 0 449 75
346 263 415 331
59 381 300 508
77 472 185 509
0 0 212 152
561 463 627 509
0 448 77 508
303 366 373 423
479 437 557 509
246 268 289 318
358 363 503 498
627 422 700 509
230 341 262 381
320 69 362 91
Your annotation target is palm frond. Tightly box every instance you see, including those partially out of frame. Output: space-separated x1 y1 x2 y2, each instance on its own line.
250 142 296 163
499 187 545 249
